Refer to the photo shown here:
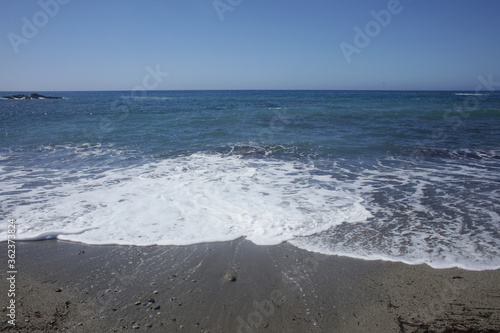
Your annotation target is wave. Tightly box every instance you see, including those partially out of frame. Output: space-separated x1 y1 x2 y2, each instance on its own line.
120 96 173 101
1 153 370 247
2 147 499 271
412 148 500 160
455 93 489 96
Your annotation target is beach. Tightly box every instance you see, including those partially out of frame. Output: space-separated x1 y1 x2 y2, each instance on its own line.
1 91 500 332
2 0 500 331
1 239 499 332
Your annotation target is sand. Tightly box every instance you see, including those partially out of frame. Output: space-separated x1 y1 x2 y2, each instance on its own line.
1 239 499 332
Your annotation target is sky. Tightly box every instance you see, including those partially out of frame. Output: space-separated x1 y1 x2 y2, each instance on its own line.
1 0 499 91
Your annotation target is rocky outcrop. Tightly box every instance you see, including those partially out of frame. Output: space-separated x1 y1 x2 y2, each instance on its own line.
3 93 62 100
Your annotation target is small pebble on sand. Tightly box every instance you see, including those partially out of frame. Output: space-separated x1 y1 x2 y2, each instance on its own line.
224 273 237 282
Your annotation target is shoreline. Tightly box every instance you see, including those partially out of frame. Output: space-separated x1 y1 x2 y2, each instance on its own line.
1 239 500 332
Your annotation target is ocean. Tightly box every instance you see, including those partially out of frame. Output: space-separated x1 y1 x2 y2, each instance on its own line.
1 90 499 270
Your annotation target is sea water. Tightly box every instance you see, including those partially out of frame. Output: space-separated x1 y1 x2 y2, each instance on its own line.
1 90 499 270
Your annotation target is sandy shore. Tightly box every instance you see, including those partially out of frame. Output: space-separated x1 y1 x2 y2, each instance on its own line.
1 239 499 332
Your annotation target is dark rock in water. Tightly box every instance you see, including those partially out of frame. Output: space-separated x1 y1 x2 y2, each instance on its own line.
30 93 46 99
152 305 160 310
145 323 153 328
3 94 26 99
3 93 62 100
30 93 62 99
55 288 62 292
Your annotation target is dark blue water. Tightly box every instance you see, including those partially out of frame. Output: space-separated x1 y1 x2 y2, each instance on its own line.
1 90 499 270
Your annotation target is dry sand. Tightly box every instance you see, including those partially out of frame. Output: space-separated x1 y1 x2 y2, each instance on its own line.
1 239 499 332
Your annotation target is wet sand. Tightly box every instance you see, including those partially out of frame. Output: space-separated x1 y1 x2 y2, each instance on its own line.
1 239 499 332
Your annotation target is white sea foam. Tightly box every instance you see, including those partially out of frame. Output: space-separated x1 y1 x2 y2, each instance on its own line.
2 151 499 271
455 93 488 96
2 153 370 246
120 96 173 101
291 157 500 271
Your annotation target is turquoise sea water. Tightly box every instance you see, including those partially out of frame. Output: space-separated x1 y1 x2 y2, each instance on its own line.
1 90 499 270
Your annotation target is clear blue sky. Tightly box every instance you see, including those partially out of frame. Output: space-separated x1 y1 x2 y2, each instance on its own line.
1 0 499 91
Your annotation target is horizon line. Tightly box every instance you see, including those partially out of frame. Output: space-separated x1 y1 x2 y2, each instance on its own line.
0 88 489 93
